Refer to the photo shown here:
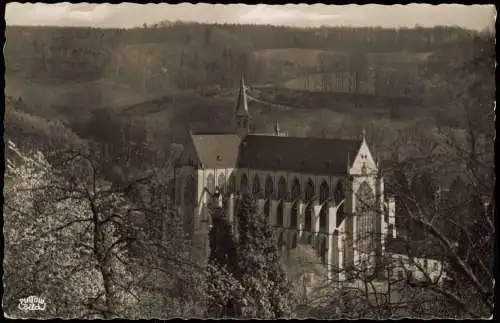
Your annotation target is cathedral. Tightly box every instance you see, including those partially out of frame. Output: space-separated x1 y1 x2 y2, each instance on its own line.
173 76 399 281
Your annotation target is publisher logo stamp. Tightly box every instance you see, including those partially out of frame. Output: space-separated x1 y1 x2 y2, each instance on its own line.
18 296 46 311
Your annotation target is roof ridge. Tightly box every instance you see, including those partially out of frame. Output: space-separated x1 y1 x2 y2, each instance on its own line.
246 134 361 141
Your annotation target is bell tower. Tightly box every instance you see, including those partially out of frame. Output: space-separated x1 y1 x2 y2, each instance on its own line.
235 75 249 138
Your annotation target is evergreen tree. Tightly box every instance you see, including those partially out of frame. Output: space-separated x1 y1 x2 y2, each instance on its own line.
208 205 238 274
205 195 294 318
205 205 242 318
234 194 293 319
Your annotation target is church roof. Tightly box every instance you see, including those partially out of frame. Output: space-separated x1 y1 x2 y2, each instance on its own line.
184 75 363 174
191 133 241 168
187 132 362 175
238 135 362 175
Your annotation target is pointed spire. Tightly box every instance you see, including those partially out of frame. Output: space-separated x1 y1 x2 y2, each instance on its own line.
274 120 281 136
236 73 248 116
362 128 366 142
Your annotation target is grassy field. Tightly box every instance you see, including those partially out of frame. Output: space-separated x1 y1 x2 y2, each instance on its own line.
253 48 347 67
5 76 163 118
253 48 433 68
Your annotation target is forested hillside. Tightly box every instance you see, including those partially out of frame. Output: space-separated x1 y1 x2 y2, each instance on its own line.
4 23 494 176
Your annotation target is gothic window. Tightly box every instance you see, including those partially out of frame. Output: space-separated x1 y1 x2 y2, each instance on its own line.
240 173 248 194
277 201 284 226
252 175 261 196
278 177 287 200
183 175 196 205
337 204 346 226
291 232 298 249
305 179 315 201
305 204 312 232
319 205 328 232
320 180 330 204
387 224 394 240
356 182 375 256
218 173 226 194
319 237 327 264
265 176 274 198
291 178 301 201
334 181 345 204
264 199 271 221
228 174 236 193
290 201 298 229
278 231 284 248
206 174 215 194
183 175 196 233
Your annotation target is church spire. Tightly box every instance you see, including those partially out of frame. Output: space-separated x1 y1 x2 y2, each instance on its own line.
235 73 249 138
235 73 248 116
274 120 281 136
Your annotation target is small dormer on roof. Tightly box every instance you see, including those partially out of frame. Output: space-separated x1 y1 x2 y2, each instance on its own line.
235 74 249 116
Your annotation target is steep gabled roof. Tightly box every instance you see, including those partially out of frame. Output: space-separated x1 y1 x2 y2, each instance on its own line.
191 133 241 169
238 135 362 175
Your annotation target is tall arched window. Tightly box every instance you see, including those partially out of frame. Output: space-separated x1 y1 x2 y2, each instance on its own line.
240 173 248 194
218 173 226 194
334 181 345 204
264 199 271 221
265 176 274 198
356 182 375 255
320 180 330 204
337 203 346 227
228 174 236 193
252 175 261 196
291 178 301 201
183 175 196 233
278 231 285 249
277 201 284 226
290 201 298 229
319 205 328 232
278 177 287 200
304 204 312 232
319 237 327 264
206 174 215 194
183 175 196 205
305 179 315 201
291 232 298 249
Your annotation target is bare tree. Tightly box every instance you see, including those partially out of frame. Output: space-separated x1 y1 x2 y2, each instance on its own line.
3 142 205 318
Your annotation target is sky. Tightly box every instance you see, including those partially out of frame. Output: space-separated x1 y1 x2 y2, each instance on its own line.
5 3 496 31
